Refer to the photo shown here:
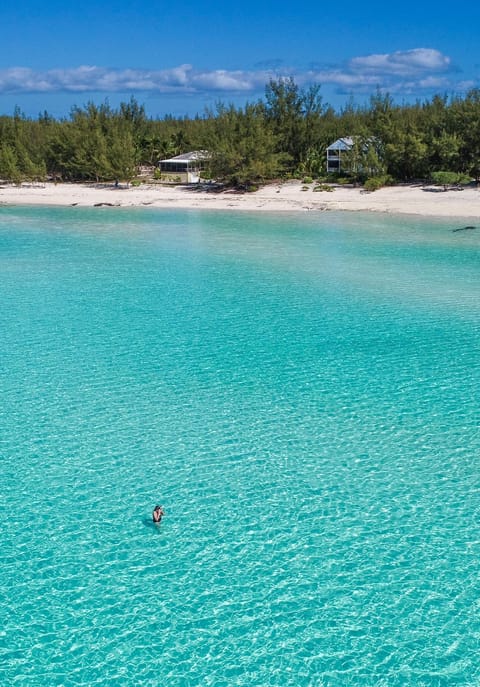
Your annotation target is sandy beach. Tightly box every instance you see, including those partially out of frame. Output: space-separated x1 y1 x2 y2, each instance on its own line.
1 180 480 219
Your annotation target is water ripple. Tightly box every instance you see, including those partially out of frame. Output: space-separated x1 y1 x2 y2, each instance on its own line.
1 208 480 685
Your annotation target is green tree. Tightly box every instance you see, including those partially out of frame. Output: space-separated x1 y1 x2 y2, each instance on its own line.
427 131 461 172
0 144 22 183
385 129 428 180
450 89 480 179
264 78 324 175
430 171 470 190
107 124 138 184
206 102 282 187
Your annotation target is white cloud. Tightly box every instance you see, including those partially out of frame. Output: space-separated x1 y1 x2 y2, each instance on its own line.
0 64 271 94
307 48 463 96
349 48 452 76
0 49 471 99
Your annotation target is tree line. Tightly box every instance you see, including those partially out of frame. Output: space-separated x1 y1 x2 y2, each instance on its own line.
1 80 480 188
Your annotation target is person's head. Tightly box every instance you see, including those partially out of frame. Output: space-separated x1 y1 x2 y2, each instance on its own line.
154 505 161 511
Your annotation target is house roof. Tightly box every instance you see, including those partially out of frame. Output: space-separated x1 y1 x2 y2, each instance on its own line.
327 136 379 152
326 137 355 151
159 150 209 164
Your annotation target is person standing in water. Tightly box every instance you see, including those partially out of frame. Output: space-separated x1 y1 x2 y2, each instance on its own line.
152 505 165 523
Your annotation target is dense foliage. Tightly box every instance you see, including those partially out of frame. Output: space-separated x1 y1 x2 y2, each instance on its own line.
1 82 480 187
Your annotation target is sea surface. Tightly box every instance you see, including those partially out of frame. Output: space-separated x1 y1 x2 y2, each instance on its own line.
1 206 480 686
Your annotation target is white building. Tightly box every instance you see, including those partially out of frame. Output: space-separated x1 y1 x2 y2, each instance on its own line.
326 137 355 174
158 151 209 183
326 137 381 175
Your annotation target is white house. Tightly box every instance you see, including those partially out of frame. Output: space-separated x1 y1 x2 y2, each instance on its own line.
326 137 381 175
158 151 209 183
326 137 355 174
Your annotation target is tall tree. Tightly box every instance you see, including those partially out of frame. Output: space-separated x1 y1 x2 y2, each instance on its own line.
264 78 324 175
0 144 21 183
206 102 282 187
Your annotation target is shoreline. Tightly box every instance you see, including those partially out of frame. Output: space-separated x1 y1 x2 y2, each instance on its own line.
1 180 480 219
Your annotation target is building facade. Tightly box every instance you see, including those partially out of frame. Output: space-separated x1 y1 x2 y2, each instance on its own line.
326 137 382 176
158 151 208 183
326 137 355 174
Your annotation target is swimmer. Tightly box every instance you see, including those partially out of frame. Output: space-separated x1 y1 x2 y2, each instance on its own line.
152 505 165 523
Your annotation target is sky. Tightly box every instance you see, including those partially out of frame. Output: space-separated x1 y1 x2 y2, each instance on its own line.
1 0 479 119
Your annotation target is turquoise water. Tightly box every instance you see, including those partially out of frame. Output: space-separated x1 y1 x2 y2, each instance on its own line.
1 207 480 686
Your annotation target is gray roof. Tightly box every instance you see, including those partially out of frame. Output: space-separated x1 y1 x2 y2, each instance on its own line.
159 150 209 163
326 137 355 151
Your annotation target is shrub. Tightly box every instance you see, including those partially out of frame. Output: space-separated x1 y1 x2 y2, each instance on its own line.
363 175 393 192
430 171 471 190
302 176 313 184
313 184 334 192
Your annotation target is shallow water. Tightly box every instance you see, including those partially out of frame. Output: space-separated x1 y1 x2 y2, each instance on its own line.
1 207 480 686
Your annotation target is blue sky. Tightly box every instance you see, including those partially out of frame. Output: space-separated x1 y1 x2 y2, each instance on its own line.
1 0 479 118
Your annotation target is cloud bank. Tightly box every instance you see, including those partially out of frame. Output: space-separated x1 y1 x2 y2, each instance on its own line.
0 49 468 98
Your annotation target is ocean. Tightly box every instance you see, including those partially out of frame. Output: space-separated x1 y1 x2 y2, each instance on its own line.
1 206 480 686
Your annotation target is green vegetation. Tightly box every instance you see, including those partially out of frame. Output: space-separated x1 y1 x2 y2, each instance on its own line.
1 84 480 189
363 175 393 192
430 171 471 190
313 184 334 192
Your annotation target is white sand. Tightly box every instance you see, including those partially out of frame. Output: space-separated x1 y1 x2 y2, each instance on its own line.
1 180 480 219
